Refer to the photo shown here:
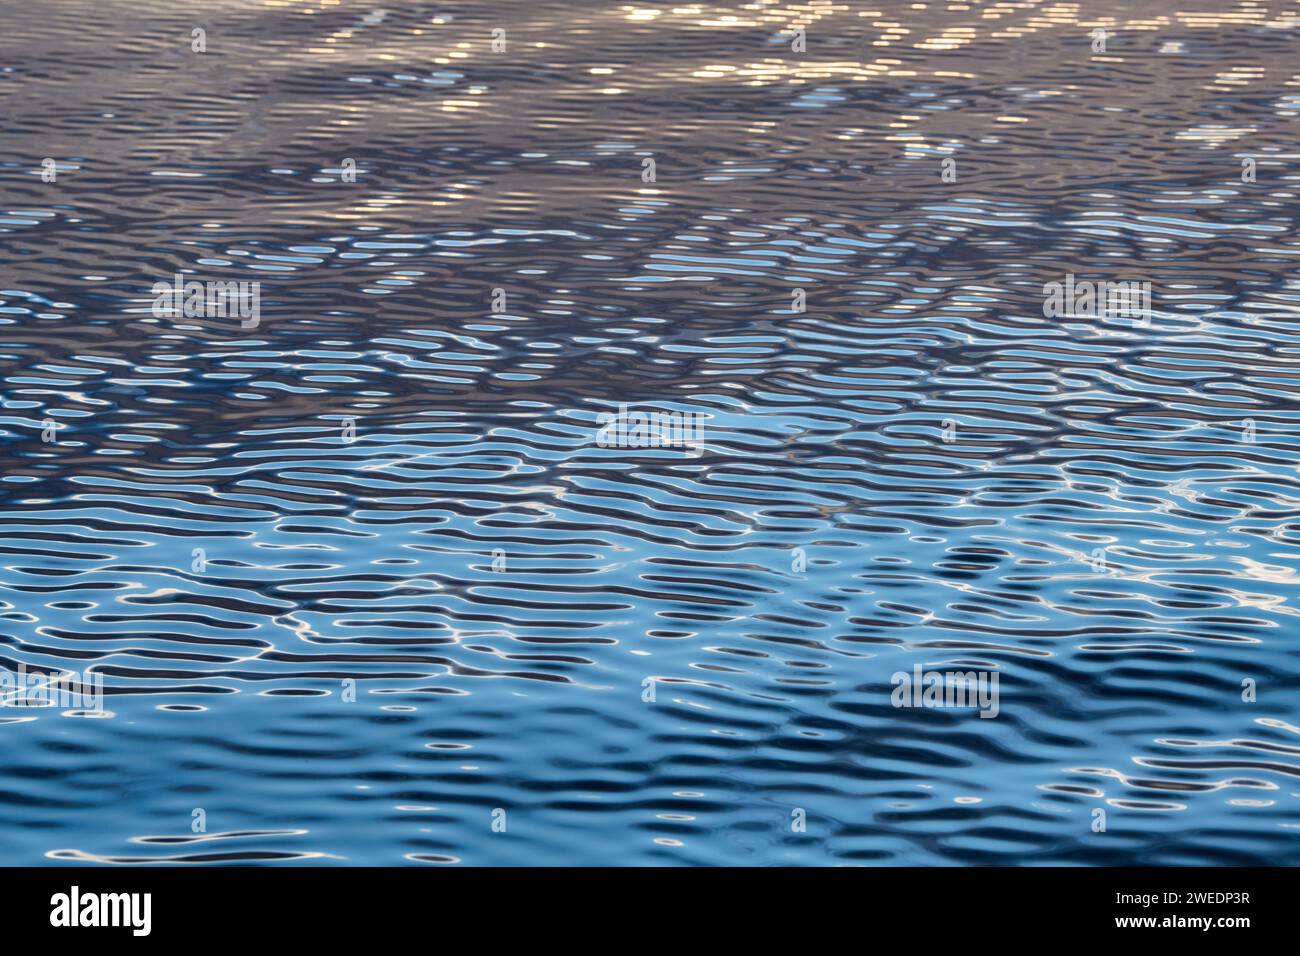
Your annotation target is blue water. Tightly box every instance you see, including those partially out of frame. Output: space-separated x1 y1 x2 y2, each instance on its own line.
2 0 1300 865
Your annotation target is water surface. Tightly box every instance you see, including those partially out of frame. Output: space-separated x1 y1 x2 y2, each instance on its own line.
3 0 1300 865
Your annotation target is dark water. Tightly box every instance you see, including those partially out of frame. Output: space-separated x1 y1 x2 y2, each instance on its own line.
3 0 1300 865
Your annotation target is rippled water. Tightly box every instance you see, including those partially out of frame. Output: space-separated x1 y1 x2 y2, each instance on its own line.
3 0 1300 866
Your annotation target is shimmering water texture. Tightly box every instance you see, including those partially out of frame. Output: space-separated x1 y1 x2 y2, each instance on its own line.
3 0 1300 866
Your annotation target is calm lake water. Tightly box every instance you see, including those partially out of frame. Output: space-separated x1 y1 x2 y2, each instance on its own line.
3 0 1300 865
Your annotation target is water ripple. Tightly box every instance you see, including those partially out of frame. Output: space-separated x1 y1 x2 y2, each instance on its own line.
2 0 1299 865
